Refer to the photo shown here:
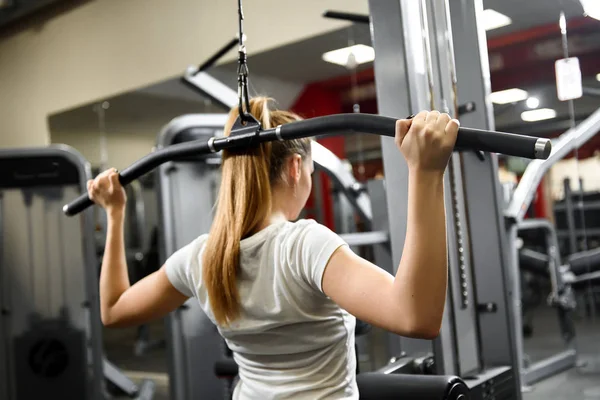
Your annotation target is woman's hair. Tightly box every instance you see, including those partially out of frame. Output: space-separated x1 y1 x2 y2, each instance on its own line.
203 97 312 326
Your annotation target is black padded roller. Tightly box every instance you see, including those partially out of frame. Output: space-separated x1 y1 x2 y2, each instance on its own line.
357 373 470 400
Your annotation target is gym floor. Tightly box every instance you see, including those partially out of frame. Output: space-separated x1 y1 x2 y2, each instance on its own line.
522 306 600 400
106 306 600 400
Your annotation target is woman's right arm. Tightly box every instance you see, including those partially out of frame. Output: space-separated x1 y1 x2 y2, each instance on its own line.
321 110 459 339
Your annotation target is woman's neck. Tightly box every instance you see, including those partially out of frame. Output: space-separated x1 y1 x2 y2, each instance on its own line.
257 211 288 232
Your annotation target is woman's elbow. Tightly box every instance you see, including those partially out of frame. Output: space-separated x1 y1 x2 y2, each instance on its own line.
410 324 441 340
101 312 114 328
397 316 442 339
101 309 122 328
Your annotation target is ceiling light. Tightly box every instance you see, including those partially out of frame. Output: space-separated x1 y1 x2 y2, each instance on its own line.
490 88 528 104
580 0 600 21
481 9 512 31
521 108 557 122
596 73 600 82
322 44 375 67
526 97 540 109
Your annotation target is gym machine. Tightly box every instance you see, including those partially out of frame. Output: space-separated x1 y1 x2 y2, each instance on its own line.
0 146 154 400
556 178 600 257
123 178 165 357
558 178 600 305
505 106 600 386
369 0 524 398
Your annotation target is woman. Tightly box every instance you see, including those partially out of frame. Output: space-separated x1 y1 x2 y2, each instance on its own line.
89 97 459 399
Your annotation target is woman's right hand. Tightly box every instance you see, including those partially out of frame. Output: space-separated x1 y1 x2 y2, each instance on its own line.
395 110 459 172
87 168 127 214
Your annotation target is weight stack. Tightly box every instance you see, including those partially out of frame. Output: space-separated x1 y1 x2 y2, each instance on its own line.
14 315 87 400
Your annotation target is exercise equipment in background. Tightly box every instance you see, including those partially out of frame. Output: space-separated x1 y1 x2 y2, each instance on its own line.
0 147 154 400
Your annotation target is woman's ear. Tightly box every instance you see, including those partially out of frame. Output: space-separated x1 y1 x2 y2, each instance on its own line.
288 154 302 184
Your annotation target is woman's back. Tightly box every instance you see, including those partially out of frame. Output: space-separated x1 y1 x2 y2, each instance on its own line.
165 219 358 399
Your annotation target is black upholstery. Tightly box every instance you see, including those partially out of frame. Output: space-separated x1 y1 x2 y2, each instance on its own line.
357 373 469 400
355 319 372 336
568 247 600 276
215 359 470 400
215 359 239 378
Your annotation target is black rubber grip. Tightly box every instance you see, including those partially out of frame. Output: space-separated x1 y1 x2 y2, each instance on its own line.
457 127 546 159
279 114 396 140
279 114 549 159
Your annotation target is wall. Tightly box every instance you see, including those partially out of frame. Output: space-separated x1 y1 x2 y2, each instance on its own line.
209 68 305 111
51 129 156 170
46 67 306 170
0 0 367 148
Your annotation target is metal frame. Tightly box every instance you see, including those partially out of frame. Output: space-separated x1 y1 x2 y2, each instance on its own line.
449 0 522 386
182 70 239 110
339 231 388 247
366 179 398 369
574 270 600 284
311 143 372 223
522 350 577 386
505 107 600 223
0 146 104 400
503 108 600 388
124 180 147 254
369 0 521 398
510 218 578 386
0 190 6 400
506 220 578 387
517 219 568 300
369 0 433 364
562 179 579 254
156 115 228 400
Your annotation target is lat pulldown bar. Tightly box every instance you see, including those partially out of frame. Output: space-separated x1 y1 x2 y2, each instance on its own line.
63 113 551 216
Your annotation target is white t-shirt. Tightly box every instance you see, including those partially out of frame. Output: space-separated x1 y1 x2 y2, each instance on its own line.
165 219 357 400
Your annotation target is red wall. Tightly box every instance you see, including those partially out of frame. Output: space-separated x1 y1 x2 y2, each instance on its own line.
291 84 344 230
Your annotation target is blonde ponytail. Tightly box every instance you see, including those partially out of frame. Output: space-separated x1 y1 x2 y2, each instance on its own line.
203 97 311 326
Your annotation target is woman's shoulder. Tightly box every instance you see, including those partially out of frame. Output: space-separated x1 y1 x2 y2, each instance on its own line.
292 218 337 232
280 219 341 244
280 218 321 236
176 234 210 259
